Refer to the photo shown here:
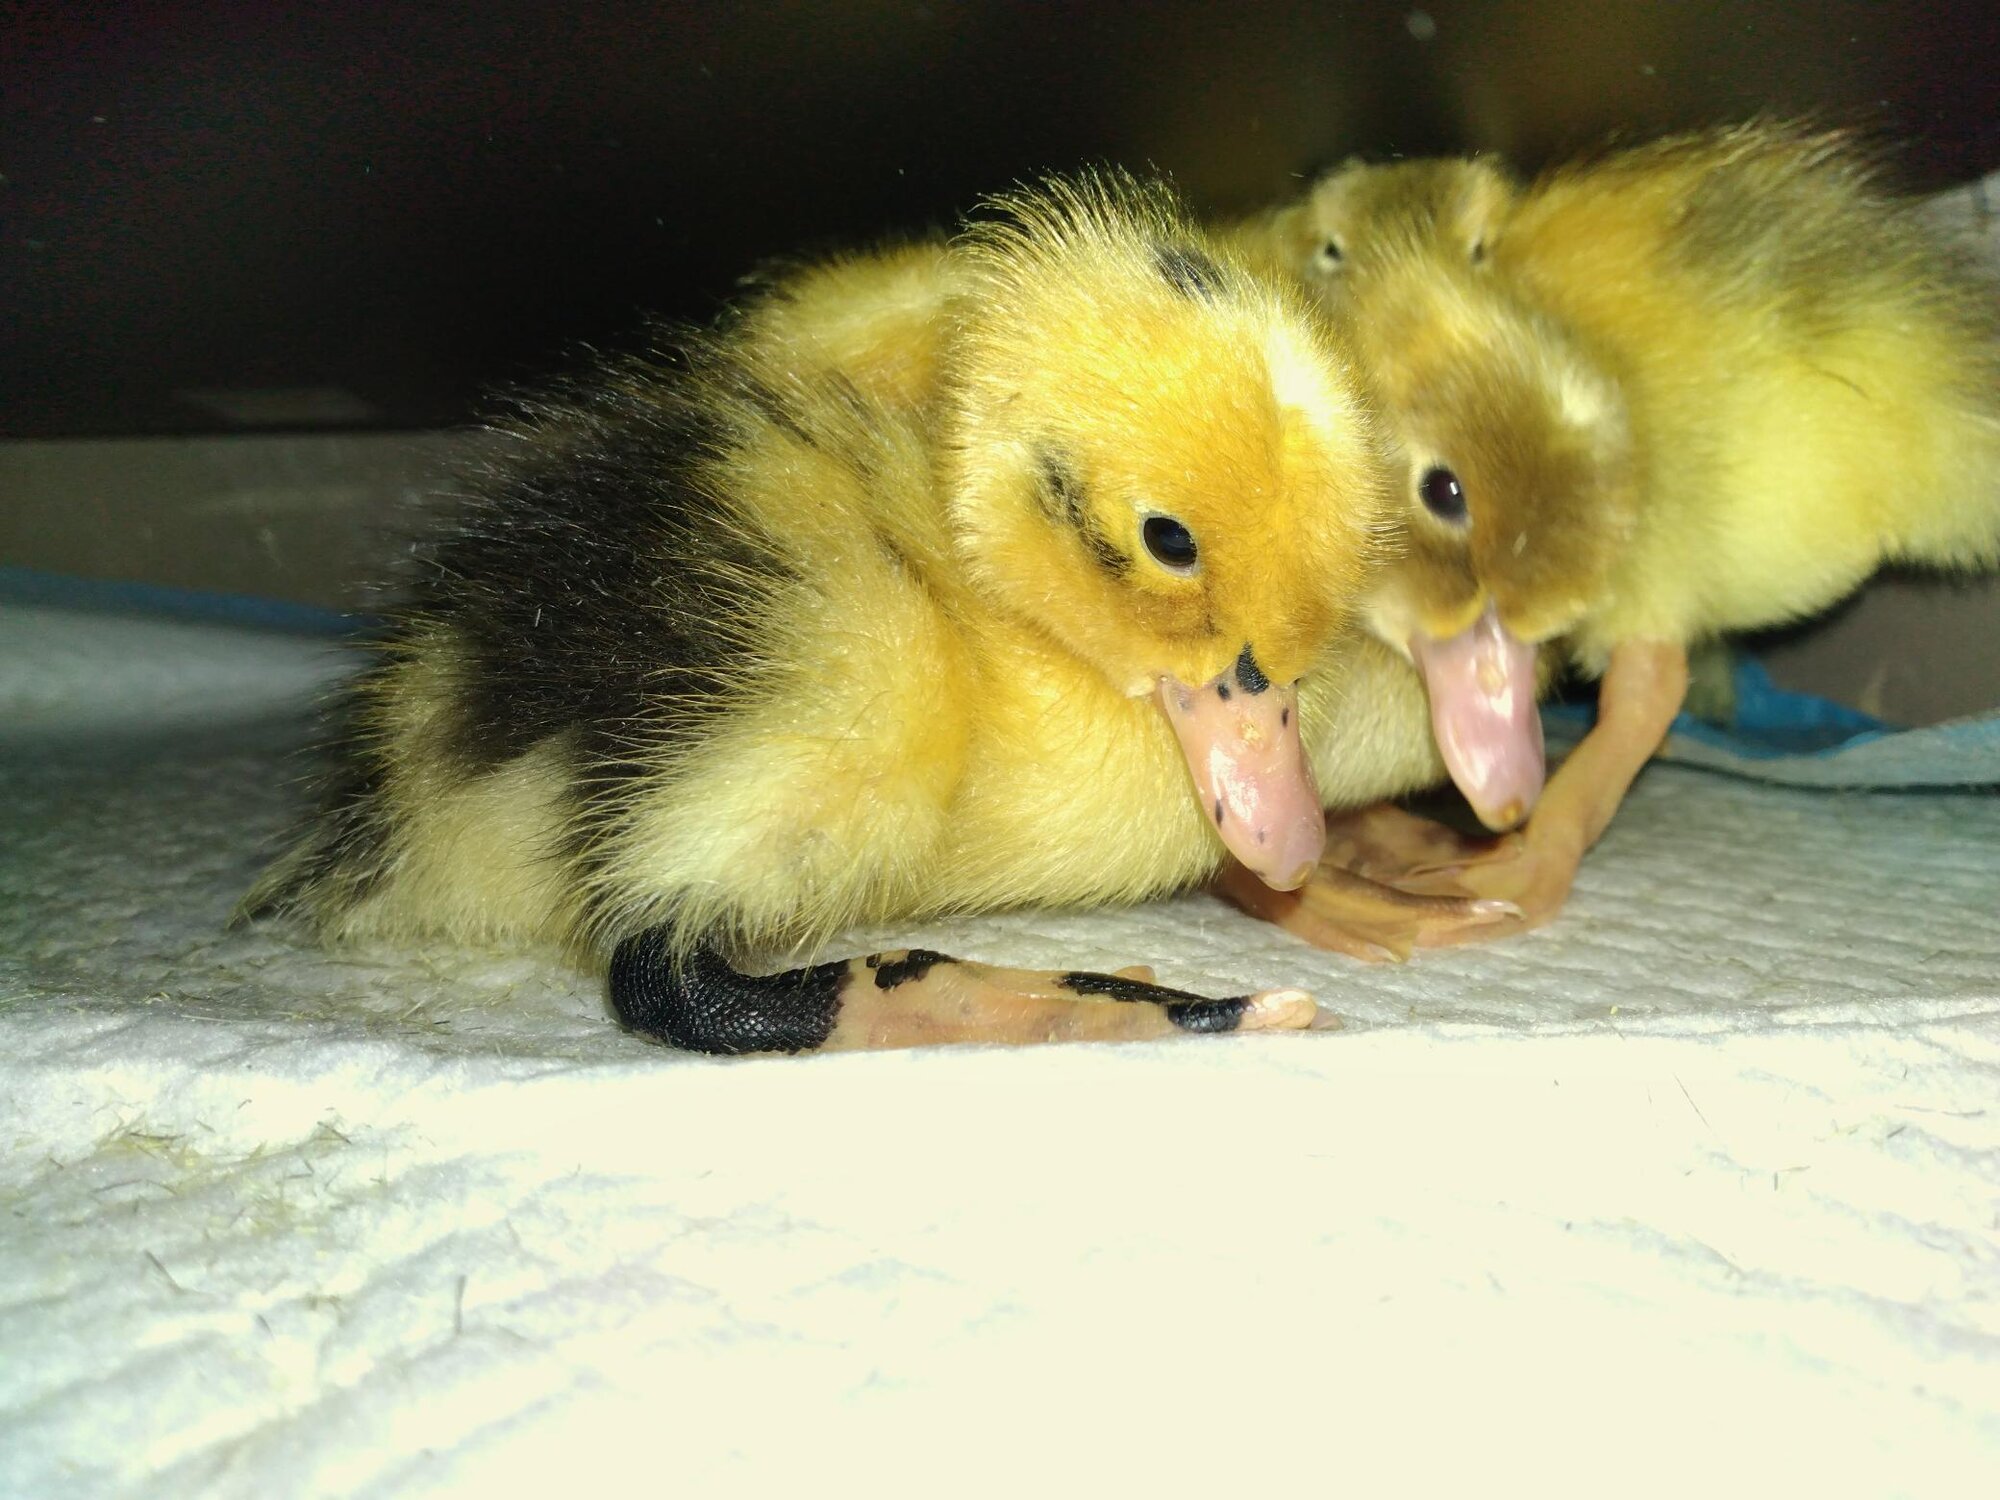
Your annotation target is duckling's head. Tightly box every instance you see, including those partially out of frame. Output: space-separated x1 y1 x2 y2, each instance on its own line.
1261 156 1517 300
1274 158 1638 829
946 171 1397 887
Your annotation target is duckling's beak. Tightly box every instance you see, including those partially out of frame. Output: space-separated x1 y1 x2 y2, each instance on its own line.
1158 650 1324 891
1408 603 1545 831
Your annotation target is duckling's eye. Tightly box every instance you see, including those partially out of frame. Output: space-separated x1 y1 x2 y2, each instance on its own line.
1142 514 1200 572
1470 237 1487 265
1419 466 1469 525
1315 237 1345 273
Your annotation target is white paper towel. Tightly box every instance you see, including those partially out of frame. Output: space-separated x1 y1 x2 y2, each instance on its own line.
4 603 1998 1498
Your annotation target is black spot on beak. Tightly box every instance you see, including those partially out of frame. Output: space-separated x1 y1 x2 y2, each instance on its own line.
1234 644 1271 695
1153 241 1227 302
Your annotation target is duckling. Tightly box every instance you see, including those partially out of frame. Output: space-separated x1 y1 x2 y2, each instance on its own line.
1239 122 2000 942
244 171 1401 1052
746 217 1510 963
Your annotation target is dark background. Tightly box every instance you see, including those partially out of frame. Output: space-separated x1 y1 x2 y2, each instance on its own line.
7 0 1999 438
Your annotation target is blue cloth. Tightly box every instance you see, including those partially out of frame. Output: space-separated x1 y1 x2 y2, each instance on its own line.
0 565 361 637
1545 656 2000 790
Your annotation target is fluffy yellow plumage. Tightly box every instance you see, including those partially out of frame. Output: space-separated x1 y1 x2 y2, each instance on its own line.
248 171 1412 1051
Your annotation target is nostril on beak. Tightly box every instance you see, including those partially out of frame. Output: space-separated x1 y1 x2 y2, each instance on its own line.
1234 643 1271 695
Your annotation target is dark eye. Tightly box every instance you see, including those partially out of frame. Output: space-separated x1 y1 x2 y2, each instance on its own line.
1419 466 1468 525
1142 514 1200 572
1315 237 1344 272
1470 237 1487 265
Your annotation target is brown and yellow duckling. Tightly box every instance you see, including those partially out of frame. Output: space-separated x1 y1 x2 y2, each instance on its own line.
1239 121 2000 942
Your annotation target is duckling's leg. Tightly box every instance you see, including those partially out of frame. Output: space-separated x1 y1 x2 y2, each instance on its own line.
1321 638 1687 943
1214 847 1519 961
1223 639 1688 954
609 934 1321 1055
1404 637 1687 940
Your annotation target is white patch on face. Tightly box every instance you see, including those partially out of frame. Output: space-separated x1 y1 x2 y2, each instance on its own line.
1555 363 1612 433
1262 324 1353 448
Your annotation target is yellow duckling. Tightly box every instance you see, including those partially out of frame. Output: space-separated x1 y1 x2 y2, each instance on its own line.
1239 122 2000 941
742 216 1504 962
245 171 1401 1052
733 209 1509 964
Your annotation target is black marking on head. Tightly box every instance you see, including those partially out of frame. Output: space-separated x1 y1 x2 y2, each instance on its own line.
1234 644 1271 695
1090 538 1131 577
609 934 848 1054
1153 241 1228 302
1216 680 1231 702
1213 797 1225 826
1035 445 1088 529
869 949 952 990
1164 998 1249 1033
1036 446 1131 577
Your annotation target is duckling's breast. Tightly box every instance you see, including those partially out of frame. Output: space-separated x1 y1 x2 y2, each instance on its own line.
933 624 1223 917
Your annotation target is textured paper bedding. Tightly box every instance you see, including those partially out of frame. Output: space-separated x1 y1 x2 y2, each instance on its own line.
4 600 1997 1496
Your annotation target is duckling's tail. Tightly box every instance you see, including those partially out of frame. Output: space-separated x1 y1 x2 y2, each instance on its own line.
234 751 395 932
607 930 1321 1055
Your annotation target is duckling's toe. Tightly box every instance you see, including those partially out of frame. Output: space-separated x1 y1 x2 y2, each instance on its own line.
1215 843 1520 963
1324 802 1521 885
1402 833 1580 947
1240 988 1323 1031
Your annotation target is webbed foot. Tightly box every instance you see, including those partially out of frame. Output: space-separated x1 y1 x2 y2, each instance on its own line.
1217 818 1520 963
1321 805 1576 947
1297 637 1691 947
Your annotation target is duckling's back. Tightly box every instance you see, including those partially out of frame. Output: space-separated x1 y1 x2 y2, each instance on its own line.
1498 121 2000 651
246 297 973 957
